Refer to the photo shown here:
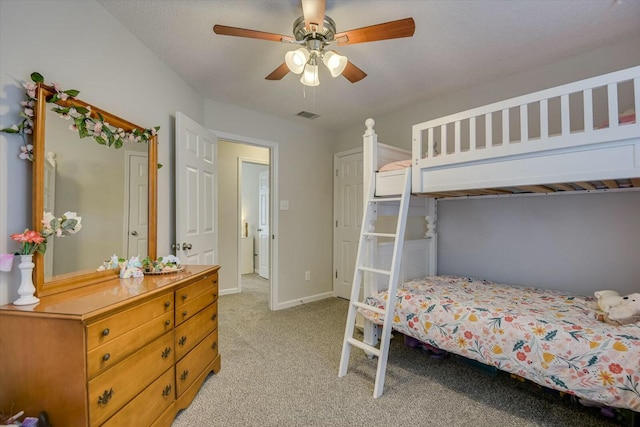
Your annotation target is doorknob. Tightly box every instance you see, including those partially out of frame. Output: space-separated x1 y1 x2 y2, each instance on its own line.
182 243 192 251
130 230 138 236
172 243 181 251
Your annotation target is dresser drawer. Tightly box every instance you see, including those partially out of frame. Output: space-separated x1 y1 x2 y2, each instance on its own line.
175 273 218 309
87 310 173 378
86 292 173 351
175 303 218 360
88 332 174 426
175 276 218 326
175 329 218 397
102 367 175 427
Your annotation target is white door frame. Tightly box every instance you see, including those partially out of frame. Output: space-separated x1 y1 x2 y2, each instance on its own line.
237 157 269 291
216 131 278 311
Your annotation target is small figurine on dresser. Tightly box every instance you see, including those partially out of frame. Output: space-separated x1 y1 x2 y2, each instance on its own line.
119 256 144 278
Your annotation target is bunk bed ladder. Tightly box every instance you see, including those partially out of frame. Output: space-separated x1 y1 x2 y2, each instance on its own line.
338 167 412 398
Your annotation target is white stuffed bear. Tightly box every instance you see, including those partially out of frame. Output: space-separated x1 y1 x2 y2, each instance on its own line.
594 290 624 312
606 293 640 325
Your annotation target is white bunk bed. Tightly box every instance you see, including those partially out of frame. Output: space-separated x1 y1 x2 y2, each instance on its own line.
341 66 640 415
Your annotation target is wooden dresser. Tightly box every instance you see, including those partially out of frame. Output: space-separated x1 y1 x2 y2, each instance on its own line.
0 265 220 426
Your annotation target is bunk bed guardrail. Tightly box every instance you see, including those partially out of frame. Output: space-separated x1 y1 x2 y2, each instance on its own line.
412 66 640 194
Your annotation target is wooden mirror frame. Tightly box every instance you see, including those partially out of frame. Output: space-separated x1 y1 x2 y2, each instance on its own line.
32 83 157 297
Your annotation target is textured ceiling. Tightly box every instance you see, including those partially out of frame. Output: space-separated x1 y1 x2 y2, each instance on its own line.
99 0 640 131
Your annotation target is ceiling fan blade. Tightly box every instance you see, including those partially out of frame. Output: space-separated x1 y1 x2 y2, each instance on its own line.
342 61 367 83
301 0 325 31
213 24 294 43
265 63 290 80
335 17 415 45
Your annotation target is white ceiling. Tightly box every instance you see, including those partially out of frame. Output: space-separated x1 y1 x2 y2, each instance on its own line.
99 0 640 131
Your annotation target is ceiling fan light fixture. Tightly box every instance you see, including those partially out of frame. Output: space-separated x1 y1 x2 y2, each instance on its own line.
300 63 320 86
285 48 309 74
323 51 347 77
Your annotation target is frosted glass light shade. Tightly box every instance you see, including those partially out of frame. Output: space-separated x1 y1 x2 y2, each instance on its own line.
285 48 309 74
300 64 319 87
322 51 347 77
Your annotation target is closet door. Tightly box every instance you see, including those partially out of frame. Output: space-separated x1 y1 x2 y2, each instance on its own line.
333 149 363 300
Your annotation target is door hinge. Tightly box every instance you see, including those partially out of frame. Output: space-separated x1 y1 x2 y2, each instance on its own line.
335 220 338 227
335 270 338 279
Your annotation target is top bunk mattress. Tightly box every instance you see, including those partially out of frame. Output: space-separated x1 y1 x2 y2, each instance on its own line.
360 275 640 411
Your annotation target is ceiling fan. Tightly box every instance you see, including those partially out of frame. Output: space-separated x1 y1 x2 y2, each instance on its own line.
213 0 415 86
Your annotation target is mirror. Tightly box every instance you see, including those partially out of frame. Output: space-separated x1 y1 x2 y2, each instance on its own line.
32 84 157 297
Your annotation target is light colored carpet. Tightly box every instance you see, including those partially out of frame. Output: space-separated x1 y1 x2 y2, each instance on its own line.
172 274 618 427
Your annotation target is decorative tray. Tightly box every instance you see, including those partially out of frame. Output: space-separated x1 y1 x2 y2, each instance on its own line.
144 266 184 275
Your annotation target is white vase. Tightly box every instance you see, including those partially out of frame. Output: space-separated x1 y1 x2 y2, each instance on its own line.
13 254 39 306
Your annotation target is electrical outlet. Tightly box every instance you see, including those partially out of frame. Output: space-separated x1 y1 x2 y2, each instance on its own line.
305 271 311 281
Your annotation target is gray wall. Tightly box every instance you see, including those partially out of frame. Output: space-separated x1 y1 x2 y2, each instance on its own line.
0 0 336 308
438 192 640 295
0 0 201 304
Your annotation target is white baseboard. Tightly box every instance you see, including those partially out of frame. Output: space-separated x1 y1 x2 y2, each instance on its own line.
274 291 335 311
219 287 240 296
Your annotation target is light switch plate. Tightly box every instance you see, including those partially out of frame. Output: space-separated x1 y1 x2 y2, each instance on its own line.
280 200 289 210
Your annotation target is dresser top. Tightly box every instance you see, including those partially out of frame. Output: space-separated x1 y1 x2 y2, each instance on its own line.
0 265 220 320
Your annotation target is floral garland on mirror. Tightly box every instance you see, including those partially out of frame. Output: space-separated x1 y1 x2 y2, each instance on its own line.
0 72 160 161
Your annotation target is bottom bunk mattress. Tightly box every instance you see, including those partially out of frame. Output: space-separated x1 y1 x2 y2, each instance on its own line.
360 275 640 411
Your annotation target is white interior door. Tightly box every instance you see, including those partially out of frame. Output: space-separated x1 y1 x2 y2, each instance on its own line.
126 152 148 258
333 150 363 299
175 112 218 265
258 170 270 279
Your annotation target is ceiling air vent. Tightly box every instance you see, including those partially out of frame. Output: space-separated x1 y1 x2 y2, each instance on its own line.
296 111 320 120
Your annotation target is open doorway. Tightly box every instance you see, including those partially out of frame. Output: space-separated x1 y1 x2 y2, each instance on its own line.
217 139 274 307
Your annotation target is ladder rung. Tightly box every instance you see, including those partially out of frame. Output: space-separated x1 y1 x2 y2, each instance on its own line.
363 232 397 238
368 197 401 203
347 337 381 357
359 266 391 275
352 301 385 316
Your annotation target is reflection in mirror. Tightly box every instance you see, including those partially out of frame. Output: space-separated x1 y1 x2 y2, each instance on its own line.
33 83 157 297
43 107 148 280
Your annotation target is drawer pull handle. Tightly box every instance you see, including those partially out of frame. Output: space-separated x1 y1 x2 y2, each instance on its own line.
211 314 217 321
161 347 172 359
162 384 172 397
213 293 218 298
179 335 187 346
98 388 114 405
211 342 218 350
165 320 171 326
182 294 188 301
164 301 171 308
180 370 189 381
102 328 110 336
182 310 188 317
102 353 111 362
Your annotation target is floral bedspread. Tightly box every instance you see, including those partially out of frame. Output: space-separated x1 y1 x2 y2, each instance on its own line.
361 275 640 411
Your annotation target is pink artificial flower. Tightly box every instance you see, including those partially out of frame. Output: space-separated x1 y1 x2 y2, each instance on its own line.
23 81 37 98
69 124 78 131
53 82 62 92
59 92 69 101
23 108 33 117
93 122 103 133
19 144 33 160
